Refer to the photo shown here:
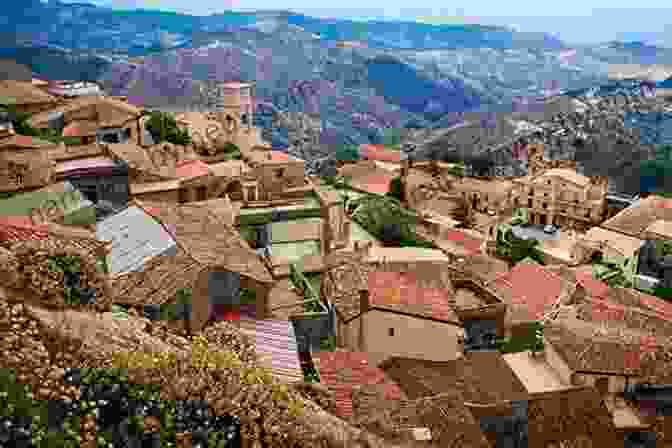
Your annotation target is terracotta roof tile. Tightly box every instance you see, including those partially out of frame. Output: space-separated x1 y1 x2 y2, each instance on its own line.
351 388 491 447
174 159 211 179
315 350 406 420
380 352 529 404
0 217 49 243
573 269 611 299
444 230 483 256
62 120 98 137
352 172 395 195
489 263 566 321
360 144 404 163
134 200 272 284
367 270 457 322
527 386 621 447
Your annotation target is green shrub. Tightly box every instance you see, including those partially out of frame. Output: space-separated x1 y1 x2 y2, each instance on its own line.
387 176 404 201
145 111 191 146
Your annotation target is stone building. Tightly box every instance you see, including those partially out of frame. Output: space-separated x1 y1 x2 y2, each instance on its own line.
0 132 59 193
510 168 609 230
210 82 268 153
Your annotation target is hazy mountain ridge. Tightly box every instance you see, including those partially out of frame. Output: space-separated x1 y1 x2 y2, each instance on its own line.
4 1 672 147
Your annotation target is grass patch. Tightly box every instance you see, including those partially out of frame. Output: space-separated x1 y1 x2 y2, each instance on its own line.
270 241 321 263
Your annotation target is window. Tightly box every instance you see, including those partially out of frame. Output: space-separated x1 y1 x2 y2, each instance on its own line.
388 328 394 337
101 132 120 144
542 203 548 209
274 168 285 179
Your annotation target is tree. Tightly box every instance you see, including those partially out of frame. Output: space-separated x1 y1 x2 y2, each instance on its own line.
381 127 403 148
446 163 465 178
387 176 404 202
145 111 191 146
639 144 672 195
350 194 433 248
334 144 360 162
496 228 544 265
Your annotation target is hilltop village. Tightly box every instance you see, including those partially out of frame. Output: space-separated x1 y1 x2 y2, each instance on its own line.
1 74 672 448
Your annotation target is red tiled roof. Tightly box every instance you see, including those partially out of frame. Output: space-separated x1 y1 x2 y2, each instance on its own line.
62 120 98 137
587 297 627 322
655 198 672 209
265 150 292 162
316 350 405 419
367 270 457 321
174 159 211 179
632 290 672 322
360 144 404 163
444 230 483 256
352 172 395 195
491 263 565 320
0 216 49 242
574 269 611 300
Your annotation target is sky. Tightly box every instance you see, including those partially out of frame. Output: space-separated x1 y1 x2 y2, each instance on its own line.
75 1 672 46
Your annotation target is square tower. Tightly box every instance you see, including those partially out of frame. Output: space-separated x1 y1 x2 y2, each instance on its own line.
213 82 255 136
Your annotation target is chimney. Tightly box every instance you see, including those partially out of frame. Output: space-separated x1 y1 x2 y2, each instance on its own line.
359 289 370 313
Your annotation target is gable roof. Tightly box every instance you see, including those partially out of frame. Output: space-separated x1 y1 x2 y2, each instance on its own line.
359 144 405 163
315 350 406 420
135 200 273 284
174 159 211 179
367 269 459 323
95 205 177 275
28 96 142 129
441 229 484 257
487 262 568 321
322 257 460 323
544 315 672 380
581 226 643 258
526 386 621 448
109 245 203 306
0 80 57 105
644 219 672 239
62 120 99 137
351 388 491 448
601 195 672 238
380 352 529 404
339 160 396 195
452 254 510 284
104 142 174 180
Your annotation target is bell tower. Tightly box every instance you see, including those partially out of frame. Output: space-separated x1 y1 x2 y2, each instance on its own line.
212 82 255 141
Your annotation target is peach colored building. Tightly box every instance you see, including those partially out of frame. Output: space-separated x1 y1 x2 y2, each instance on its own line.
321 254 465 366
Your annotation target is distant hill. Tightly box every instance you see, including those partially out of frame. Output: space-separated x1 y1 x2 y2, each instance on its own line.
0 59 33 81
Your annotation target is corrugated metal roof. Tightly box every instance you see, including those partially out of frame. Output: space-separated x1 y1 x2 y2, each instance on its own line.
238 316 303 383
96 205 177 275
54 156 120 174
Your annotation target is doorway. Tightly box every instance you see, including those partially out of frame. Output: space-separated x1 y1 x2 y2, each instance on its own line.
539 214 547 226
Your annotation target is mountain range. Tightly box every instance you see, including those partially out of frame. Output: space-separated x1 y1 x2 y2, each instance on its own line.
3 1 672 147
